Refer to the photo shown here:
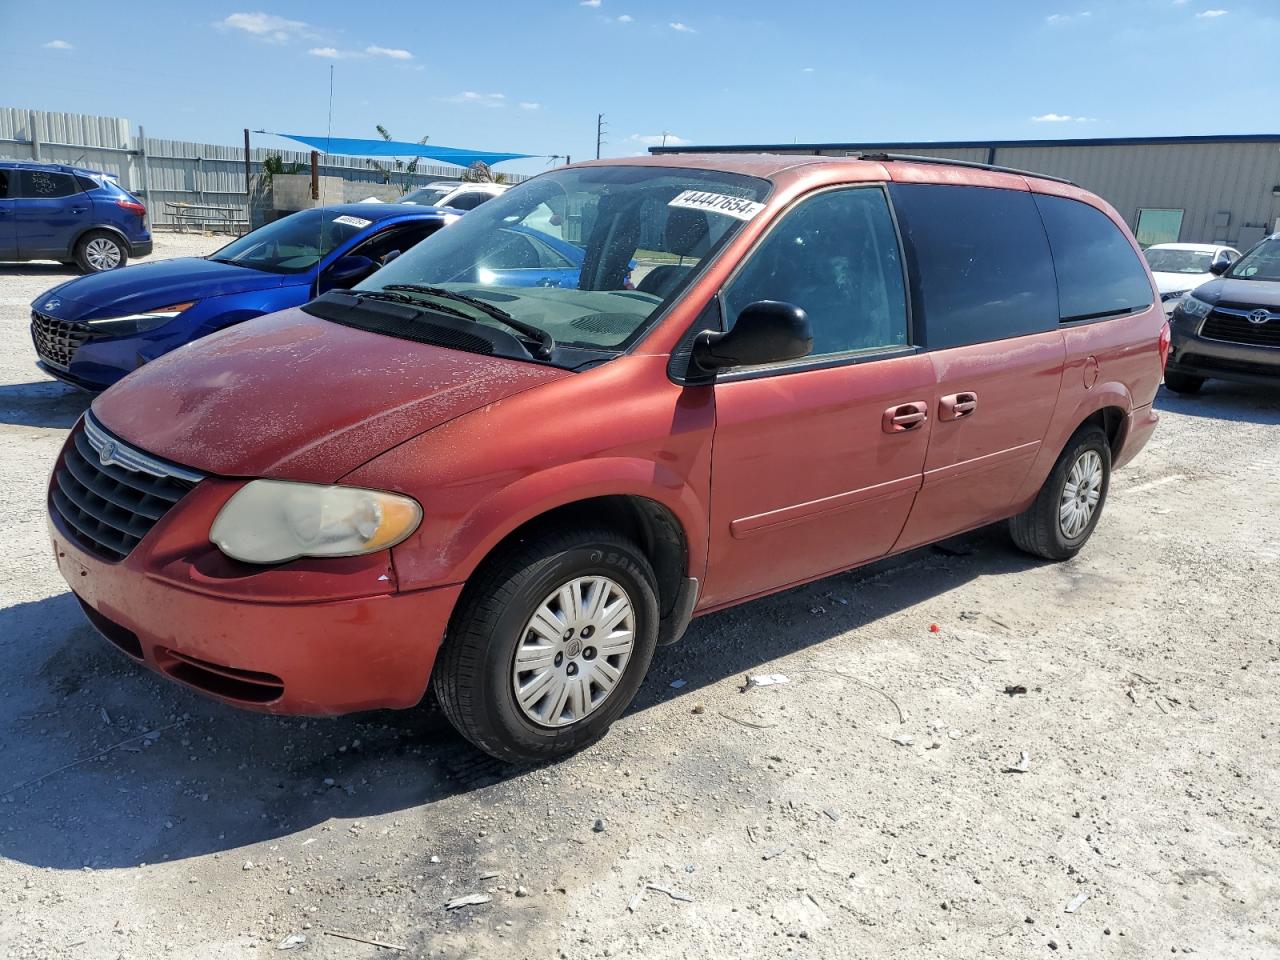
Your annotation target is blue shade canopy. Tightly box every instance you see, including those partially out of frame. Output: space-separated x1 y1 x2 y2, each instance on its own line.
277 134 532 167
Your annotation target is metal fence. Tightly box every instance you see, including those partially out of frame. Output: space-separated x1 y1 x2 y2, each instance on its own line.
0 107 528 230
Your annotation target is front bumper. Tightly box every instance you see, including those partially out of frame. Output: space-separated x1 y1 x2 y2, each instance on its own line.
49 469 462 715
1168 325 1280 386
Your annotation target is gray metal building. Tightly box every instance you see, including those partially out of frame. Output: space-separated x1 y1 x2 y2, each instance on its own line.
652 135 1280 252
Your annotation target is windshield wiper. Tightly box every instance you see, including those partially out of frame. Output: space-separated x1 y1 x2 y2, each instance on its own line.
383 283 555 359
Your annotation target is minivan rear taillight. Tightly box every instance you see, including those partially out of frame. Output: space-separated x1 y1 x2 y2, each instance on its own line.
1158 320 1171 371
116 198 146 217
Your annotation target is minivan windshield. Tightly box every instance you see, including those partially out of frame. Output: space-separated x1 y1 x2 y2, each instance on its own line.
209 208 369 274
355 165 772 351
1226 238 1280 282
1144 248 1215 274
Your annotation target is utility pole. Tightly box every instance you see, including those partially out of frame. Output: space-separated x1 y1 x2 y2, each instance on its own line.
595 113 607 160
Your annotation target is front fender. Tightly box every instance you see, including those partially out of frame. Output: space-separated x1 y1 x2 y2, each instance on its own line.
389 456 708 592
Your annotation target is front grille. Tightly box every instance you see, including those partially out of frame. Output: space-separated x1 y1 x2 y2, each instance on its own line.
51 413 203 562
1201 307 1280 348
31 310 94 368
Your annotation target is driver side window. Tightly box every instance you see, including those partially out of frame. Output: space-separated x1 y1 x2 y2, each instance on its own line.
722 187 909 359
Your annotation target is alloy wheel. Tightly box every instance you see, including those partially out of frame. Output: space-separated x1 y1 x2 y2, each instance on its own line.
1060 449 1103 538
85 238 122 270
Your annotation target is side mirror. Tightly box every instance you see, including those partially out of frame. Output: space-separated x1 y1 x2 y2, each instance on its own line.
324 254 377 289
1209 256 1231 276
693 301 813 371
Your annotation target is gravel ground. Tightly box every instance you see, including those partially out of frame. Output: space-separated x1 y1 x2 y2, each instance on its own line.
1 235 1279 960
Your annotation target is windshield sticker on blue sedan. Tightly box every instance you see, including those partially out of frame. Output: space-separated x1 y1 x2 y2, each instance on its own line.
332 215 372 228
668 191 766 221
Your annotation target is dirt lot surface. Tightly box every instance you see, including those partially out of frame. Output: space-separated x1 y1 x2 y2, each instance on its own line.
2 236 1279 960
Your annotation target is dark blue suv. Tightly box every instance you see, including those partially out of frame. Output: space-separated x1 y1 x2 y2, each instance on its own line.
0 161 152 273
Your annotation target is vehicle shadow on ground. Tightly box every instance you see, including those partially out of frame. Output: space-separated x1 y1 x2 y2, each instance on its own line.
0 380 91 429
1155 381 1280 424
0 263 79 280
0 527 1036 871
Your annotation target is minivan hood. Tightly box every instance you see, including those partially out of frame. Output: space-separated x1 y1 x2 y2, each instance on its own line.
90 308 568 482
35 258 297 322
1188 276 1280 309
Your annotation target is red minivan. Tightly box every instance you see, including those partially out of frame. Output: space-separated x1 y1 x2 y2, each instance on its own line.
48 154 1164 761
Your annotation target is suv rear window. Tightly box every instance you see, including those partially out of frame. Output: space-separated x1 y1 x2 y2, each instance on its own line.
889 184 1058 349
1034 194 1153 322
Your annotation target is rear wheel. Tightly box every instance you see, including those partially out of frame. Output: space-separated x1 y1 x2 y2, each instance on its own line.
1010 425 1111 561
1163 370 1204 395
435 528 660 763
74 232 127 273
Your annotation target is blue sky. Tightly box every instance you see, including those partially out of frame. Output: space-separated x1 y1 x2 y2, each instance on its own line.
1 0 1276 176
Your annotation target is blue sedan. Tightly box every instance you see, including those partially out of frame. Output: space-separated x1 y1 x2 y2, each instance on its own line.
29 204 455 392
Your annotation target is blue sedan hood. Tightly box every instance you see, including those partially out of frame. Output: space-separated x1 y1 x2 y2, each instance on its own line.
33 257 301 322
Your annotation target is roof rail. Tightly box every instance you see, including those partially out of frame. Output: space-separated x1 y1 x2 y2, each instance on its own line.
856 152 1079 187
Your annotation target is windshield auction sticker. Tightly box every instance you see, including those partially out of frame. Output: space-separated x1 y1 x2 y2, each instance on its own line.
333 215 372 228
668 191 766 221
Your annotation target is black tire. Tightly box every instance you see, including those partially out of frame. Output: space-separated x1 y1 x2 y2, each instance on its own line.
74 231 128 273
1163 370 1205 395
1009 425 1112 561
435 528 660 763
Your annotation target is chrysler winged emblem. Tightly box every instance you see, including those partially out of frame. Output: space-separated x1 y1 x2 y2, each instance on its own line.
98 440 121 469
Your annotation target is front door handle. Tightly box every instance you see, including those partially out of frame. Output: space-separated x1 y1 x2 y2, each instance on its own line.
882 401 929 434
939 391 978 421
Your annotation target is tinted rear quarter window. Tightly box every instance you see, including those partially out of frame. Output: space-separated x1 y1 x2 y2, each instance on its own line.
1034 194 1153 321
0 170 8 199
889 183 1058 349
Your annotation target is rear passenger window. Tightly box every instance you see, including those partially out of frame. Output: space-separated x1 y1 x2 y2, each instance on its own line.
889 184 1058 349
19 170 80 199
723 187 909 359
0 170 8 199
1034 195 1154 322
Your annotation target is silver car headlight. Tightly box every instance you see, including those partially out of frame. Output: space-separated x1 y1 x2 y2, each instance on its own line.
210 480 422 564
1179 294 1213 320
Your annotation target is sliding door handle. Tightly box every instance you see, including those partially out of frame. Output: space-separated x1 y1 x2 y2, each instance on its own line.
939 392 978 421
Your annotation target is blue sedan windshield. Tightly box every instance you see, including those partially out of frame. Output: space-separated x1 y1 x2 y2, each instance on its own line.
209 209 371 275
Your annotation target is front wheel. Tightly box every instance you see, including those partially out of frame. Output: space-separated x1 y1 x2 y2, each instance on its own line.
75 231 127 273
434 528 660 763
1010 425 1111 561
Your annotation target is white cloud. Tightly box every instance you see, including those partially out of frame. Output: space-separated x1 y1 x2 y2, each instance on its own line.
669 21 695 32
1031 113 1099 122
447 91 508 108
802 66 815 72
308 46 359 59
519 101 541 110
366 44 413 59
1046 10 1092 23
43 39 73 50
219 12 309 42
630 133 691 146
617 13 633 22
1196 8 1227 16
581 0 602 5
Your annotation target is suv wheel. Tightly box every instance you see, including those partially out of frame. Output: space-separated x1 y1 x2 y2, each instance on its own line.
1010 425 1111 561
435 528 660 763
1163 371 1204 395
75 231 127 273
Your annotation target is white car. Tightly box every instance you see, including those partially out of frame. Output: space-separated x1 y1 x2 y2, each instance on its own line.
1144 242 1241 312
373 181 509 211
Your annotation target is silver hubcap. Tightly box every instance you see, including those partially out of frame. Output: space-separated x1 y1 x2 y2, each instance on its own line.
511 576 635 728
1060 450 1103 538
85 237 121 270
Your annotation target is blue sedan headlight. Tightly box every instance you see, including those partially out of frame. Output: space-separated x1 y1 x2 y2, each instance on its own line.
87 301 197 336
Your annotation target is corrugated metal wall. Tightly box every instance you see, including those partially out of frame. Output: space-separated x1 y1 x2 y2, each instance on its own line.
0 108 529 229
665 138 1280 249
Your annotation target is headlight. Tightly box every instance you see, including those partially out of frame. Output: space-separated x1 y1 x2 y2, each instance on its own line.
210 480 422 564
1179 295 1213 320
87 301 196 335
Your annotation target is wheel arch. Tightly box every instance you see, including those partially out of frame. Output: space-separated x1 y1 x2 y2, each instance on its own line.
68 224 131 258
